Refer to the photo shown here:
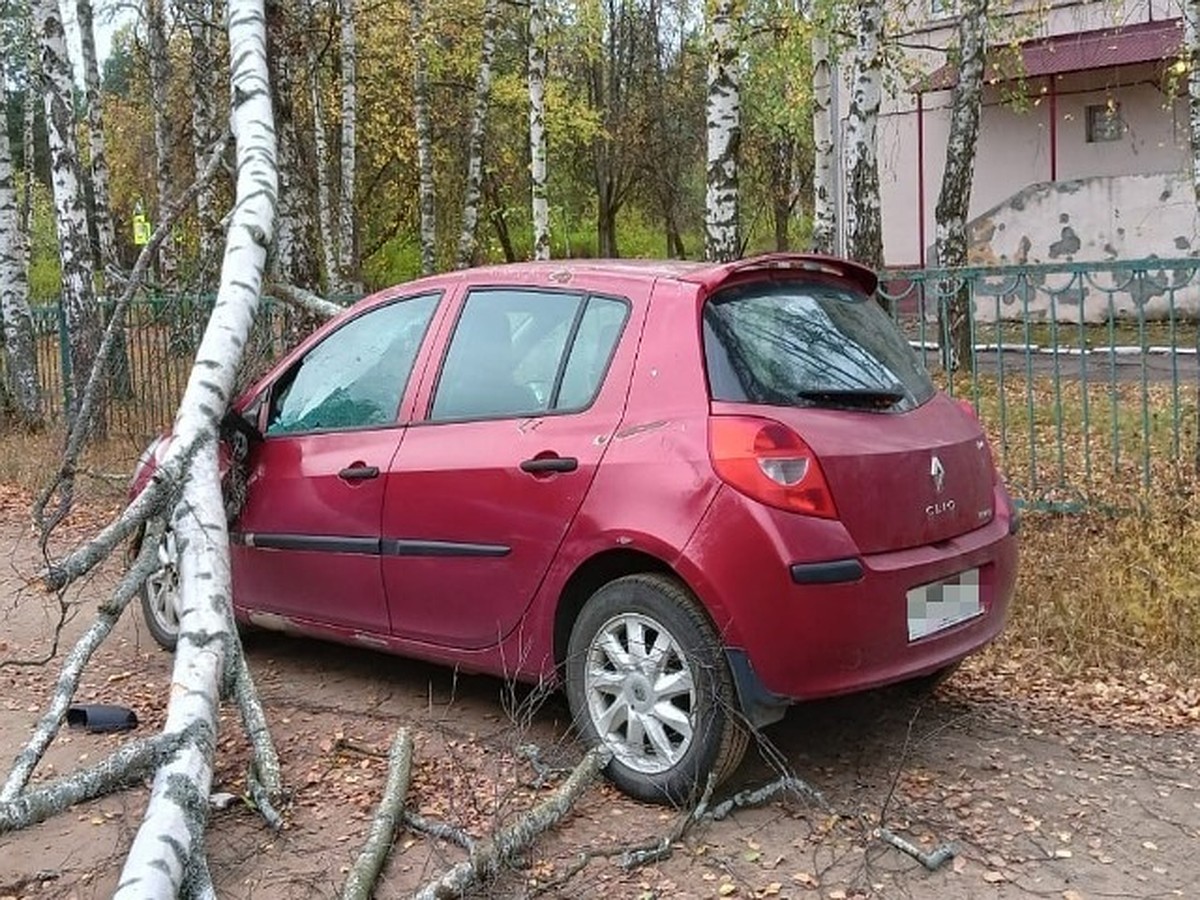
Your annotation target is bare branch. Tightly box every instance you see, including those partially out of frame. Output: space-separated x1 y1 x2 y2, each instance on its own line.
265 281 343 320
1 520 164 801
413 745 610 900
0 730 189 834
342 727 413 900
876 826 956 871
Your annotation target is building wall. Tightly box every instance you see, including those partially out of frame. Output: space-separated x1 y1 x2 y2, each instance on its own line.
861 0 1190 266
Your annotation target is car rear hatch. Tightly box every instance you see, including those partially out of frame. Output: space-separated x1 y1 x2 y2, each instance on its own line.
702 268 995 554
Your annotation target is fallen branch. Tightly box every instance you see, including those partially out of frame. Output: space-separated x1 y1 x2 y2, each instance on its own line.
1 519 164 800
403 811 476 852
266 282 343 320
413 745 611 900
876 827 956 872
0 731 188 834
227 635 283 828
342 727 413 900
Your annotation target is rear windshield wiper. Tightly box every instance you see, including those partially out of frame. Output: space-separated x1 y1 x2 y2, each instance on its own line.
795 386 906 409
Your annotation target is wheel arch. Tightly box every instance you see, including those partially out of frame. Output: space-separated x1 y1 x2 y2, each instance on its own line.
552 548 683 672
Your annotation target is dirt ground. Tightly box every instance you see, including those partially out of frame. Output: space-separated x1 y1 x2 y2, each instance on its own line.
1 519 1197 900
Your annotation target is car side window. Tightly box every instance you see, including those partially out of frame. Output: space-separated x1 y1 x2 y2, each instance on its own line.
430 290 628 421
266 294 439 435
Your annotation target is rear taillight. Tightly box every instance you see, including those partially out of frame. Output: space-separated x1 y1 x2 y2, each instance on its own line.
708 416 837 518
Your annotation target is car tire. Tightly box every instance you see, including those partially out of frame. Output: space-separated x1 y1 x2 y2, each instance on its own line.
565 573 748 805
139 521 180 651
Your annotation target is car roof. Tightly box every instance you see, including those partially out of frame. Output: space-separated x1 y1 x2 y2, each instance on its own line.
372 253 878 301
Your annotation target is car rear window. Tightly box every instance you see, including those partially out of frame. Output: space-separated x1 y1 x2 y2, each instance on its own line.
703 280 934 412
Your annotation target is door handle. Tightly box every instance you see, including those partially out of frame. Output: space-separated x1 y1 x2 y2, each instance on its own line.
520 456 578 474
338 464 380 481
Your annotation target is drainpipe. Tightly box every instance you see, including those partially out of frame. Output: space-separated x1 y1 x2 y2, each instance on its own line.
917 91 926 267
1048 74 1058 182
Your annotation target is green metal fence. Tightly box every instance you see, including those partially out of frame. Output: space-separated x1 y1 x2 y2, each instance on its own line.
878 258 1200 509
14 293 332 440
6 260 1198 509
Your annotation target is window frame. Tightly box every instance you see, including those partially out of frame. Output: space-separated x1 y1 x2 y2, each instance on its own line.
262 291 442 438
425 287 631 425
1085 102 1125 143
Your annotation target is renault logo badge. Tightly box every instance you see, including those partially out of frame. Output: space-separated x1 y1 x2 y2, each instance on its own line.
930 455 946 494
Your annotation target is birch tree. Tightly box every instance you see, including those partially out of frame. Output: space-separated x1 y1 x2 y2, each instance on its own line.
0 71 41 429
77 0 118 272
1188 0 1200 472
306 0 340 289
455 0 501 269
705 0 742 262
843 0 884 269
147 0 177 279
337 0 358 289
183 0 223 278
1 1 282 891
810 29 836 254
266 0 320 287
412 0 436 274
933 0 989 371
528 0 550 260
36 0 103 431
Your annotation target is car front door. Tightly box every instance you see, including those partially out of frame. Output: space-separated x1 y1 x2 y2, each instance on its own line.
381 286 635 648
231 293 441 634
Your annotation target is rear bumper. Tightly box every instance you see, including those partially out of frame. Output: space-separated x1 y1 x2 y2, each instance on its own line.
679 484 1018 707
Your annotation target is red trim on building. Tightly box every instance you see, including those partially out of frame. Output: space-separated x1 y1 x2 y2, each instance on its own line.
918 17 1183 92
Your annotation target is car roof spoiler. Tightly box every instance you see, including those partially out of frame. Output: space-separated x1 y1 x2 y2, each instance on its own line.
678 253 879 297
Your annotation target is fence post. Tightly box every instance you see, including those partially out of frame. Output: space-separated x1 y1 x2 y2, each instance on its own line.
56 298 71 421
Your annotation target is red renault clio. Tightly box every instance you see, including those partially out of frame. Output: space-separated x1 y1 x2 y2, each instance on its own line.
133 253 1018 803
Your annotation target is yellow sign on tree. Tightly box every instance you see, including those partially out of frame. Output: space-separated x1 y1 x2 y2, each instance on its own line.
133 212 151 246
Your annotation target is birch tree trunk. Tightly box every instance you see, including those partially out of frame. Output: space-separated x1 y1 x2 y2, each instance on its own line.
113 1 278 891
528 0 550 260
843 0 884 269
1184 0 1200 474
20 41 37 267
184 0 222 279
412 0 436 274
36 0 103 431
704 0 741 262
337 0 358 290
267 0 320 288
147 0 177 280
0 74 41 428
811 30 836 255
77 0 117 272
455 0 501 269
933 0 988 371
306 0 339 291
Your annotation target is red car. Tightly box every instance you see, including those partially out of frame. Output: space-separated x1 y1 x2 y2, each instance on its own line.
133 253 1018 803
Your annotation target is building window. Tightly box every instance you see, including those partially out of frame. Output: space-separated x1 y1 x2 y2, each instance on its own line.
1086 103 1125 142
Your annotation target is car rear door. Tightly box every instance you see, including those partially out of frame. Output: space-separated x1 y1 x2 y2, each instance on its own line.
380 284 639 649
231 293 442 634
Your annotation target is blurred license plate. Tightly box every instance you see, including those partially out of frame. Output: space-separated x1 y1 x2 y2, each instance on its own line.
906 568 982 641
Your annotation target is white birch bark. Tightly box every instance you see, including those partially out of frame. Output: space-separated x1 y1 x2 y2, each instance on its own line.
114 0 278 891
20 39 37 270
337 0 357 289
704 0 741 263
843 0 885 269
0 73 41 427
412 0 436 275
36 0 101 428
811 30 836 255
455 0 501 269
77 0 117 272
934 0 989 369
528 0 550 260
184 0 222 276
147 0 177 279
267 0 320 287
306 0 339 290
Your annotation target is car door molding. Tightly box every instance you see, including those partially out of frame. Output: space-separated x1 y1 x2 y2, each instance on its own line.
232 532 510 558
